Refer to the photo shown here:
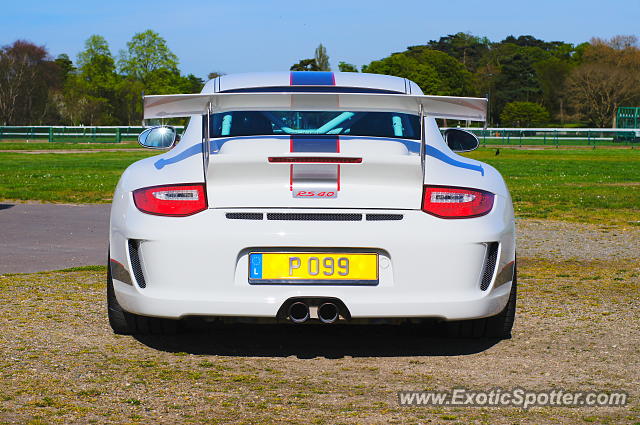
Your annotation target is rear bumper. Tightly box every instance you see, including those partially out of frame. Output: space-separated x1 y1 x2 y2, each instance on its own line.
109 195 515 321
113 279 513 320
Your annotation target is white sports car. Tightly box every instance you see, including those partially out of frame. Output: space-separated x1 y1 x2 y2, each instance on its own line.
107 71 516 338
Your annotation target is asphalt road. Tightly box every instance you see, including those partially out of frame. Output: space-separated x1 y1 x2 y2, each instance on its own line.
2 203 638 275
0 203 110 274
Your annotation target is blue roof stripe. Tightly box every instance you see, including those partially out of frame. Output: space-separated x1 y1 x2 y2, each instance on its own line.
290 71 335 86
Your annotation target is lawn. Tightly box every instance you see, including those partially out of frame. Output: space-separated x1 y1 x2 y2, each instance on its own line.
463 148 640 226
0 151 155 203
0 147 638 225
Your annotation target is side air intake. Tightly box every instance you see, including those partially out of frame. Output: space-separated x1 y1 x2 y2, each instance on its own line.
128 239 146 289
480 242 499 291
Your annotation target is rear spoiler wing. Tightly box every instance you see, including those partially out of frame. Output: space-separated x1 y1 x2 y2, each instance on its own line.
143 92 487 122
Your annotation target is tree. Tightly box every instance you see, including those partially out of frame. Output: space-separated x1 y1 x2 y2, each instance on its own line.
77 35 115 83
404 46 474 95
501 35 566 52
533 57 573 123
118 30 179 83
598 35 638 50
290 58 320 71
363 47 472 95
427 32 490 72
363 53 441 93
54 54 74 82
290 43 331 71
567 38 640 127
207 71 224 80
181 74 205 93
113 78 145 125
487 45 550 116
0 40 61 125
500 101 550 127
76 35 117 102
338 62 358 72
315 43 330 71
55 35 119 125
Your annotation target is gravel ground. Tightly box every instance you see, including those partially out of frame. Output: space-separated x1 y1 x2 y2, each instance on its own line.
0 256 638 424
0 217 639 424
516 219 640 261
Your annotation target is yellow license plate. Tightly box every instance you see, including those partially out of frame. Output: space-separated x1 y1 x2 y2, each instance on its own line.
248 252 378 284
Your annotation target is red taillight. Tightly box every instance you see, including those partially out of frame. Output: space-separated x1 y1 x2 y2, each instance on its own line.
268 156 362 163
422 186 494 219
133 183 207 217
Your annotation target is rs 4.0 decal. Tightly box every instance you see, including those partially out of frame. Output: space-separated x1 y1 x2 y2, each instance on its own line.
293 191 337 198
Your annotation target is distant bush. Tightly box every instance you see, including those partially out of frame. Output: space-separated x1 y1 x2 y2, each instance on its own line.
500 102 550 127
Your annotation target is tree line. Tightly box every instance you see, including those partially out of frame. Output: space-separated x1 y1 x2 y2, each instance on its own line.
0 30 202 126
1 31 639 127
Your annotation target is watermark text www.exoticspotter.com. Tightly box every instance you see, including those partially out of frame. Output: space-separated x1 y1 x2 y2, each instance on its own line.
398 388 628 409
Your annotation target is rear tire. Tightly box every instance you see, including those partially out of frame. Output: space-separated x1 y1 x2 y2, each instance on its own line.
107 256 133 335
107 250 178 335
444 262 517 339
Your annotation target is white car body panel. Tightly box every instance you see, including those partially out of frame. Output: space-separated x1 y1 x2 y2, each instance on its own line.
207 136 422 209
110 71 515 322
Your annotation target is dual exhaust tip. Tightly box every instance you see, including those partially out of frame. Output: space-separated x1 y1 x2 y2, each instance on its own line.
288 301 340 324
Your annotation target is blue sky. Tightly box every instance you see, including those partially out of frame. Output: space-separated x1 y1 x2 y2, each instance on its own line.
1 0 639 79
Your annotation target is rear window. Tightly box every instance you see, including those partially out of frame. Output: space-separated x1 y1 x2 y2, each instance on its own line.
208 111 420 140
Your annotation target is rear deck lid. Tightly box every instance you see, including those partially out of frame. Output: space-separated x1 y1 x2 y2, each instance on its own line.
207 135 423 209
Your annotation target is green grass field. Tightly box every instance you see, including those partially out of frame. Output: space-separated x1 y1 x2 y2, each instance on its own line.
0 151 155 203
0 141 142 150
463 148 640 226
0 147 638 225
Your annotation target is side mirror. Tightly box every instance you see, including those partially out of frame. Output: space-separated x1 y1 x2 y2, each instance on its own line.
138 126 179 149
443 129 479 152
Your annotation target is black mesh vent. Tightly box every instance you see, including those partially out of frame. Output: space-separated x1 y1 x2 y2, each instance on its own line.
226 212 263 220
267 213 363 221
480 242 499 291
366 214 403 221
128 239 146 289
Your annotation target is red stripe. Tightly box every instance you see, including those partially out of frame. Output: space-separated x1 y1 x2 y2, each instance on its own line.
337 165 341 191
289 136 294 191
289 164 293 191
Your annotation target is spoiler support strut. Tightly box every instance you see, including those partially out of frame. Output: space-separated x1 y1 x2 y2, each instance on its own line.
202 102 211 176
419 104 425 178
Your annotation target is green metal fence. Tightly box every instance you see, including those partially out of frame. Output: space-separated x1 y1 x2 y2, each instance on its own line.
1 125 639 147
451 128 640 147
0 126 184 143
